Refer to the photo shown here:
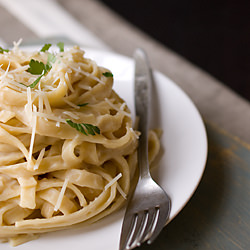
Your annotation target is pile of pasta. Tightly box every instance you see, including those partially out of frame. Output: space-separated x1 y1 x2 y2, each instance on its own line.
0 42 160 246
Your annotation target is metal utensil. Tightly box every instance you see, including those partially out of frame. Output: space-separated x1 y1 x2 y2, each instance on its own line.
119 48 171 250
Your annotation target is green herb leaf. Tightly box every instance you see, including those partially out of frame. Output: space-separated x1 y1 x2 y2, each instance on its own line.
66 119 100 136
40 43 52 52
102 72 113 77
18 82 28 87
25 54 56 88
28 75 43 88
27 59 46 75
57 42 64 52
0 47 9 53
83 123 100 135
45 53 56 73
66 119 87 135
47 53 56 66
77 103 89 107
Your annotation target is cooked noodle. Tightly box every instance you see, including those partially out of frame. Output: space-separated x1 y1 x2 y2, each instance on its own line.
0 43 160 246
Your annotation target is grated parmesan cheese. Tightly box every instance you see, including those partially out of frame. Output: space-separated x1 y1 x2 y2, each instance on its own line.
3 61 11 77
51 76 60 86
27 105 37 169
70 65 105 85
104 173 122 190
25 87 33 124
34 112 65 123
33 147 45 170
41 92 52 114
78 83 92 90
63 111 79 120
2 81 26 92
61 71 74 93
37 91 44 113
116 183 127 199
104 173 127 199
130 127 139 139
54 178 69 212
63 99 80 109
105 98 131 117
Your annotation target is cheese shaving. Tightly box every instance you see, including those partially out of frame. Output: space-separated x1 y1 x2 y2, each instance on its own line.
54 178 69 212
63 99 80 109
104 173 122 191
33 147 45 170
63 111 79 120
105 98 131 117
27 105 37 170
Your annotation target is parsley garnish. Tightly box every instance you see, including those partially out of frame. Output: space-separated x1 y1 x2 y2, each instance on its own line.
47 53 56 67
77 103 88 107
25 54 56 88
0 47 9 53
18 42 62 88
66 119 100 136
28 75 43 88
57 42 64 52
27 59 46 75
40 43 52 52
102 72 113 77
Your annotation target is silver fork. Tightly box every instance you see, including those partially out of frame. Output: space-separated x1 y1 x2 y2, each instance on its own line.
119 48 171 250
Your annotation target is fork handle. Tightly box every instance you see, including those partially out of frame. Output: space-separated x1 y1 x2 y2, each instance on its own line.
134 48 152 178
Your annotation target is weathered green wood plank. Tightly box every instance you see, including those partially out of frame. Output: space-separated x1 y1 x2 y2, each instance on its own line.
138 122 250 250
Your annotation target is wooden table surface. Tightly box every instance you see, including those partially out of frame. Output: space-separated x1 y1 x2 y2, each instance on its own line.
0 0 249 249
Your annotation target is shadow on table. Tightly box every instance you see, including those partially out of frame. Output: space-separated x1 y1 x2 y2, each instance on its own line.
137 122 250 250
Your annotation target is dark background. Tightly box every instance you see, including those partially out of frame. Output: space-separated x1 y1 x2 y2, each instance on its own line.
99 0 250 101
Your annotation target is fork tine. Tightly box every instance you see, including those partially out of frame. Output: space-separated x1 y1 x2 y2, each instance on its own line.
138 207 158 244
125 213 140 249
133 210 149 246
119 212 137 250
144 207 160 242
147 202 171 244
128 211 148 248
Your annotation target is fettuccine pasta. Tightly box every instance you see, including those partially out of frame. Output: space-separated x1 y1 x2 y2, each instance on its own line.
0 42 160 246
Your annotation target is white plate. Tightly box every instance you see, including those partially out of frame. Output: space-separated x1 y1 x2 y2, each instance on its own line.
5 47 207 250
